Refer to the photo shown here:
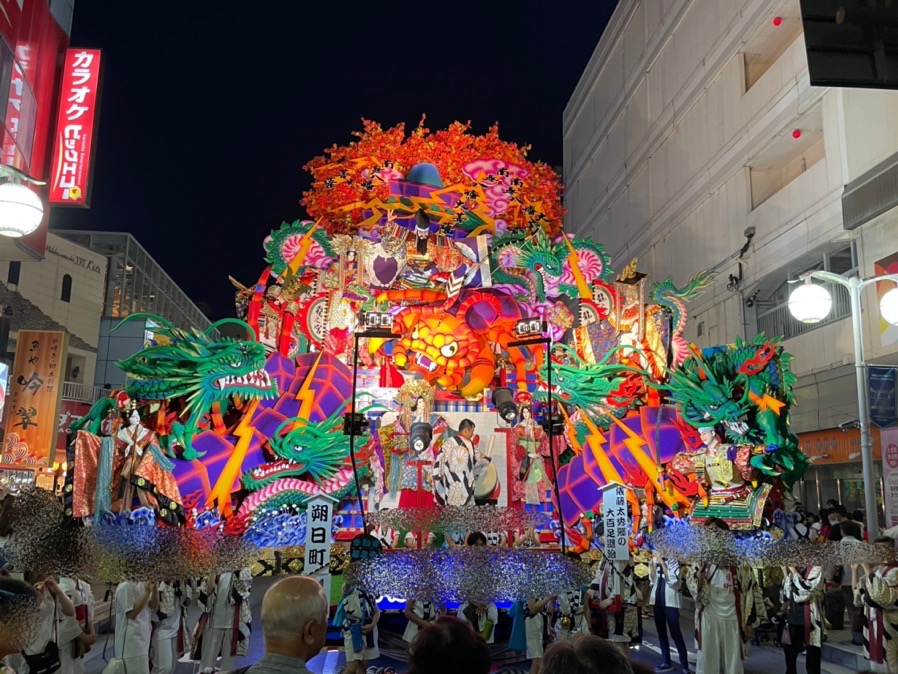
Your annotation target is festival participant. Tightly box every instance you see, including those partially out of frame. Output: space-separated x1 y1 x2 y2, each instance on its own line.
434 419 489 507
648 553 689 673
457 600 499 644
854 536 898 674
403 600 443 644
335 583 380 674
194 569 252 674
58 576 96 674
780 565 824 674
151 581 191 674
523 595 554 674
590 554 637 654
114 580 158 674
556 554 591 642
686 518 766 674
0 577 41 674
839 520 865 645
407 616 491 674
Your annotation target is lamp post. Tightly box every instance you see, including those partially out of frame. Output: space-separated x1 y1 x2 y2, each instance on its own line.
0 165 46 238
789 271 898 540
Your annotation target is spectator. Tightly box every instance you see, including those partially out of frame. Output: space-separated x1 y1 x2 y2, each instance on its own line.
0 577 40 665
251 575 329 674
541 633 632 674
114 581 157 674
407 616 490 674
840 521 864 645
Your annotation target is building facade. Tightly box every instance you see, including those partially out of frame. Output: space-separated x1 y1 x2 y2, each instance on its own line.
54 230 212 387
564 0 898 516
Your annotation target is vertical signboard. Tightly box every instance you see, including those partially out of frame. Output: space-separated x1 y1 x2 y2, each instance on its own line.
48 49 102 206
56 399 91 452
601 482 630 562
870 367 898 428
883 427 898 529
303 494 336 599
2 330 68 469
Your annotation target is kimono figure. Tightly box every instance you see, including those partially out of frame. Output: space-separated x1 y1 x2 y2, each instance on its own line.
335 585 380 674
434 419 489 507
686 563 766 674
458 601 499 644
402 600 442 643
855 545 898 674
780 566 824 674
113 403 182 520
151 581 193 674
389 384 445 509
590 558 639 650
192 569 252 673
554 587 590 640
511 406 552 506
58 577 95 674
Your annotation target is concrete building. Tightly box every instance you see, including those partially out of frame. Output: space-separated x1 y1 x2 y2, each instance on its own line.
564 0 898 516
54 230 213 388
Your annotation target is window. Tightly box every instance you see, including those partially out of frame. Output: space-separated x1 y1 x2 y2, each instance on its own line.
7 260 19 285
755 243 857 339
61 274 72 303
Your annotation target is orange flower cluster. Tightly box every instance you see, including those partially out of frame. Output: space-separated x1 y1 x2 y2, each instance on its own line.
301 118 564 235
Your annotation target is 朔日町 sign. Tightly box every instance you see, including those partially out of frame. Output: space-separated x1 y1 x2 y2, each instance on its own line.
2 331 69 469
48 49 102 207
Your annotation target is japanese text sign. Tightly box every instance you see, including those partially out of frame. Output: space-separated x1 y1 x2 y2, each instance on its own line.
49 49 102 206
303 495 335 575
601 482 630 562
2 331 68 469
882 427 898 528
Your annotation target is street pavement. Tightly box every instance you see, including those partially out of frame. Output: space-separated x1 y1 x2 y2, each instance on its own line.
82 576 860 674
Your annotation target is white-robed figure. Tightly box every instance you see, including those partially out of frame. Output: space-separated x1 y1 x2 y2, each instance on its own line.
151 581 191 674
434 419 489 507
524 596 554 674
335 584 380 674
9 576 76 674
58 577 95 674
780 566 824 674
114 581 157 674
855 537 898 674
402 600 441 643
458 601 499 643
193 569 252 674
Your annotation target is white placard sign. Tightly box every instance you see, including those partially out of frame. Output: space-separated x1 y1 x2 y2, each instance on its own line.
304 494 337 599
601 482 630 563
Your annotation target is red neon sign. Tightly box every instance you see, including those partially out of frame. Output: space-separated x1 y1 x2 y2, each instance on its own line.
48 48 102 207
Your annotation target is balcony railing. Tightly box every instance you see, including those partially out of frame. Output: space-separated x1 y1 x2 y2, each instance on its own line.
61 381 109 404
756 283 851 340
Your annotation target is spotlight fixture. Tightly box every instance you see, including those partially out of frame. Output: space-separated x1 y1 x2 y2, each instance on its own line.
515 318 546 338
343 412 369 436
409 422 433 453
540 413 566 435
362 311 393 329
491 386 519 423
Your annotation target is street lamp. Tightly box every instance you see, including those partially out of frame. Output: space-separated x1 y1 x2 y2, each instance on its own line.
0 165 46 238
788 270 898 539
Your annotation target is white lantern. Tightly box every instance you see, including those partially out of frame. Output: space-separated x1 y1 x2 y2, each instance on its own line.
0 182 44 237
788 282 833 324
880 287 898 326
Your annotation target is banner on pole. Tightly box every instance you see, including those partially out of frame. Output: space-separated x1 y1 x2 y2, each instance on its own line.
882 427 898 528
870 366 898 428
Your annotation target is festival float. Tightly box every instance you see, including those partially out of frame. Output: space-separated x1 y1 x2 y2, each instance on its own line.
63 119 810 600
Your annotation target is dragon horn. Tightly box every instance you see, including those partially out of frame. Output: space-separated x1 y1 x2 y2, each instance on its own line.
113 313 175 334
205 318 255 339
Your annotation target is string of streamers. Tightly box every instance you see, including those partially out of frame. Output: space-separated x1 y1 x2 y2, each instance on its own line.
366 505 549 534
646 525 895 568
7 488 254 583
344 547 590 603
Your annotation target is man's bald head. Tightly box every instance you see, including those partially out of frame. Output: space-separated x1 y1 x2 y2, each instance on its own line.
261 575 329 660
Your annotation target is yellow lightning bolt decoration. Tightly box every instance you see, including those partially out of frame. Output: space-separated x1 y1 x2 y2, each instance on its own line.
579 411 625 485
294 352 323 424
281 219 323 281
749 391 786 415
208 398 260 517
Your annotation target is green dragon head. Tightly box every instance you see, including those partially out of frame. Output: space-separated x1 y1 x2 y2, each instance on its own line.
114 314 278 459
666 366 751 438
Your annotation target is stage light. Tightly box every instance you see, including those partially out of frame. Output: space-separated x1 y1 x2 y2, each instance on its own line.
515 318 546 338
491 386 518 423
362 311 394 330
409 422 433 453
540 413 566 435
343 412 369 436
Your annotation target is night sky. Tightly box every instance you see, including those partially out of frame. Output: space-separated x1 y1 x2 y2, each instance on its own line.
51 2 619 319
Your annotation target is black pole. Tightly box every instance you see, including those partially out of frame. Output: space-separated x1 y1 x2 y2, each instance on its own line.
347 333 367 530
545 342 567 555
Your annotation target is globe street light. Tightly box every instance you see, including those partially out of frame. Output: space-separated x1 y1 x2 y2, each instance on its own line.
0 165 47 238
789 270 898 540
